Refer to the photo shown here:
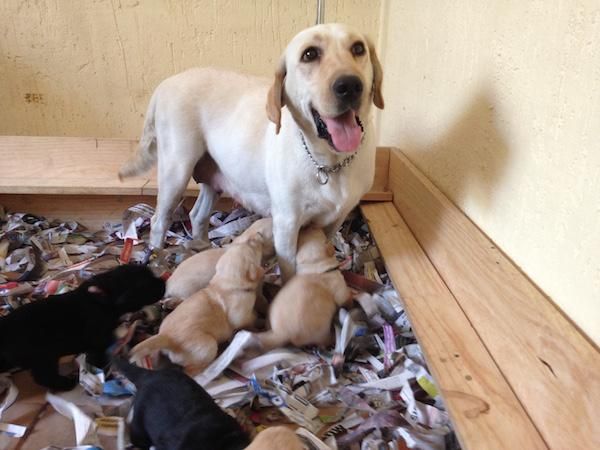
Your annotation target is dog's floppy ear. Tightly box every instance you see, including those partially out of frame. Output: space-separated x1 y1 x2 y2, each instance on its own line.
366 37 384 110
266 57 287 134
247 264 265 282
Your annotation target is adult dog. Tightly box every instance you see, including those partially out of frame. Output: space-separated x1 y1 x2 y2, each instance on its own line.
119 23 384 280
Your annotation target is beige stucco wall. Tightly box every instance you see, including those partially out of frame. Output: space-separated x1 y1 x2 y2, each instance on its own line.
2 0 598 343
0 0 380 138
377 0 600 344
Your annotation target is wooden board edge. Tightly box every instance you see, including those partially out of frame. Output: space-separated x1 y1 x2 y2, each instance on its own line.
386 148 600 449
0 194 234 230
0 185 145 196
361 202 547 450
360 191 393 202
0 136 392 201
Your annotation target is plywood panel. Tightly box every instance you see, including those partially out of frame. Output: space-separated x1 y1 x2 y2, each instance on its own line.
0 137 391 201
0 194 233 230
0 136 146 194
361 202 546 450
388 149 600 449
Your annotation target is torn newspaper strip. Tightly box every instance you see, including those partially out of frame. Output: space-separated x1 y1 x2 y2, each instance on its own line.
0 206 459 450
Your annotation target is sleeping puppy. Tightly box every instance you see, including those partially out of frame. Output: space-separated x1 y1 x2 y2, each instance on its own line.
113 358 302 450
166 217 274 299
0 265 165 390
131 235 264 376
256 227 351 350
112 357 251 450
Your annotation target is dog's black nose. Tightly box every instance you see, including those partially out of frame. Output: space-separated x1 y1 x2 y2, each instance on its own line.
332 75 363 104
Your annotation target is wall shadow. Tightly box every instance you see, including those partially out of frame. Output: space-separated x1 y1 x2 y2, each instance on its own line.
395 86 512 250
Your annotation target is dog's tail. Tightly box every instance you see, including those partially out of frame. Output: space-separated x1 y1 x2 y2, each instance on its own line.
118 92 159 180
130 333 176 359
254 330 288 352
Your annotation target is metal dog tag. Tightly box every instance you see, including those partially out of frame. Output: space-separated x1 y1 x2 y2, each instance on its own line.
316 168 329 185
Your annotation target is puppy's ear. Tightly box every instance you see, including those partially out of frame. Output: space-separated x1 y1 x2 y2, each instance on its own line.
247 264 265 282
266 57 287 134
366 37 384 110
244 233 264 251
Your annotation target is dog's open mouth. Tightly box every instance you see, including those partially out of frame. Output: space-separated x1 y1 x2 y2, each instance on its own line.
311 108 363 153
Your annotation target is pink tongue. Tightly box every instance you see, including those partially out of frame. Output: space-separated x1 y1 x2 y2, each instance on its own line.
322 110 361 152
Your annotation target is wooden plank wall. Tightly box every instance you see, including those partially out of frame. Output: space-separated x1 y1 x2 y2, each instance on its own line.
0 136 391 201
0 194 232 230
362 202 547 449
385 149 600 449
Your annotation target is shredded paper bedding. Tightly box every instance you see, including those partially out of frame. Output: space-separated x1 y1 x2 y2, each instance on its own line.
0 203 460 450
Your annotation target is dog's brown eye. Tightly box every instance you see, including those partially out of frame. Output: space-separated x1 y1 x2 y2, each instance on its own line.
301 47 320 62
351 42 365 56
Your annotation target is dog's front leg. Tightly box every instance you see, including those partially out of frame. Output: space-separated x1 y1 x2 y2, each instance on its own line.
273 214 300 282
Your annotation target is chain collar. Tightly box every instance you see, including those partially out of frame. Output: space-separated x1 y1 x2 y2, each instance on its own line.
299 119 365 185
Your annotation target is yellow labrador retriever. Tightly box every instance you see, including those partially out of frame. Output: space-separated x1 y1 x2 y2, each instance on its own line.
119 23 384 280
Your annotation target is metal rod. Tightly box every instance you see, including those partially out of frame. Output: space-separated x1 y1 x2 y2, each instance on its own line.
316 0 325 24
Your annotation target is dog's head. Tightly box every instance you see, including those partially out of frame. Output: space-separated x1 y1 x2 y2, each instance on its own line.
295 227 339 274
213 235 265 289
266 23 384 153
84 264 166 314
234 218 275 259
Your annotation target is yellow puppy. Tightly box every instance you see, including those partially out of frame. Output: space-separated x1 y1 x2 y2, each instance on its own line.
131 235 264 376
256 227 351 350
245 426 304 450
295 226 339 274
166 218 274 299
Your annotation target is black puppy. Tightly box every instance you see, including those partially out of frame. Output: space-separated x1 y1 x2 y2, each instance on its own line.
113 358 251 450
0 264 165 390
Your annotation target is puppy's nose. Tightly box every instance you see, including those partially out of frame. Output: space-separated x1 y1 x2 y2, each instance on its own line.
332 75 363 104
